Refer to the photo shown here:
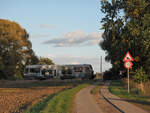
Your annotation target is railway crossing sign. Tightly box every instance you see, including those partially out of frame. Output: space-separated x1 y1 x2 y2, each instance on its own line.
124 60 133 69
123 51 134 93
123 51 133 62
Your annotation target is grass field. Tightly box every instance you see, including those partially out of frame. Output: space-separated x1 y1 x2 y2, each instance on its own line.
25 84 88 113
109 80 150 112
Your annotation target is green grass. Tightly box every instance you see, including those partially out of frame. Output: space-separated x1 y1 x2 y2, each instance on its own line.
25 84 88 113
109 80 150 112
25 94 55 113
91 82 104 95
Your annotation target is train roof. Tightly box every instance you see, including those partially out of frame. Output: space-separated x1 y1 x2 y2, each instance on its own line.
25 65 56 68
25 64 92 68
60 64 93 67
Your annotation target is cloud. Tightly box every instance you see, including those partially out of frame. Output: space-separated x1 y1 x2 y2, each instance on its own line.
40 24 56 29
43 30 103 47
47 54 112 73
31 34 51 38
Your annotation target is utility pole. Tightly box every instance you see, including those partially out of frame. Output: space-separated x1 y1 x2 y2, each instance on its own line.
100 56 102 74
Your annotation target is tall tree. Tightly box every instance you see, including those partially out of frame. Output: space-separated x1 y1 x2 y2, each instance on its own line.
100 0 150 79
0 19 35 79
100 0 124 74
123 0 150 74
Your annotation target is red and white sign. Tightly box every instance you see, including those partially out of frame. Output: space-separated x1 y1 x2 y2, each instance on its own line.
123 51 133 62
124 60 133 69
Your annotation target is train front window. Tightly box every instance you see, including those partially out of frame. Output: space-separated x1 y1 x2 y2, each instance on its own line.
85 67 90 71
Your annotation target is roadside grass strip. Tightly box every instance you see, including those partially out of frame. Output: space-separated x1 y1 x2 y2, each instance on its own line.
25 94 55 113
109 80 150 111
90 86 101 95
25 84 88 113
109 80 148 101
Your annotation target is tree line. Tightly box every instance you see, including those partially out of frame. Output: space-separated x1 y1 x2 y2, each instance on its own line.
0 19 54 79
100 0 150 83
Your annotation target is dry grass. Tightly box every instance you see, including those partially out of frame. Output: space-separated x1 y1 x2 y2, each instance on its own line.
142 81 150 96
123 79 150 96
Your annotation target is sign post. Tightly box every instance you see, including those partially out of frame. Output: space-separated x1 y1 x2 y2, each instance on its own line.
123 52 133 93
128 68 129 93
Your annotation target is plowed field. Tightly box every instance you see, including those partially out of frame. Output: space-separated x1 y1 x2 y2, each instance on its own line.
0 80 70 113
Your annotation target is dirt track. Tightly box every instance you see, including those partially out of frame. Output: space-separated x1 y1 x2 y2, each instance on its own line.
74 85 103 113
74 85 120 113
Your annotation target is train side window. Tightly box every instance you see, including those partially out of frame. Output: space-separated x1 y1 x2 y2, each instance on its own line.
30 68 40 73
42 69 46 75
67 68 72 74
74 67 83 72
49 70 53 74
24 68 29 74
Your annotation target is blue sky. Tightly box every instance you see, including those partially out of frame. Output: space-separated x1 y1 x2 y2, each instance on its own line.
0 0 111 72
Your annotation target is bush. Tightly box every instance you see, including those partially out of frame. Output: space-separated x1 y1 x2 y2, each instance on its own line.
133 67 148 84
133 67 148 93
103 70 112 80
103 68 120 80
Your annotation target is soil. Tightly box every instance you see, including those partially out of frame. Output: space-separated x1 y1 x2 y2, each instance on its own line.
0 80 67 113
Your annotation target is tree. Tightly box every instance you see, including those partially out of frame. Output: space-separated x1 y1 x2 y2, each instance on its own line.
0 19 35 79
100 0 150 80
123 0 150 75
100 0 125 73
25 50 39 65
38 57 54 65
30 54 39 65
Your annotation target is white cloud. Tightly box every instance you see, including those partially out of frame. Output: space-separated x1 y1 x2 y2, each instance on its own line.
43 30 103 47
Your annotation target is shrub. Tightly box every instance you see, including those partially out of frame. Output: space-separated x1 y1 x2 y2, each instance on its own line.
133 67 148 84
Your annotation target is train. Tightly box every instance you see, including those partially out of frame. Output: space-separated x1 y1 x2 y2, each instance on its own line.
23 64 94 80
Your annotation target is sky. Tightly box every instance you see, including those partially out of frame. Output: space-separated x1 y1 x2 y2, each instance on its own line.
0 0 112 73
